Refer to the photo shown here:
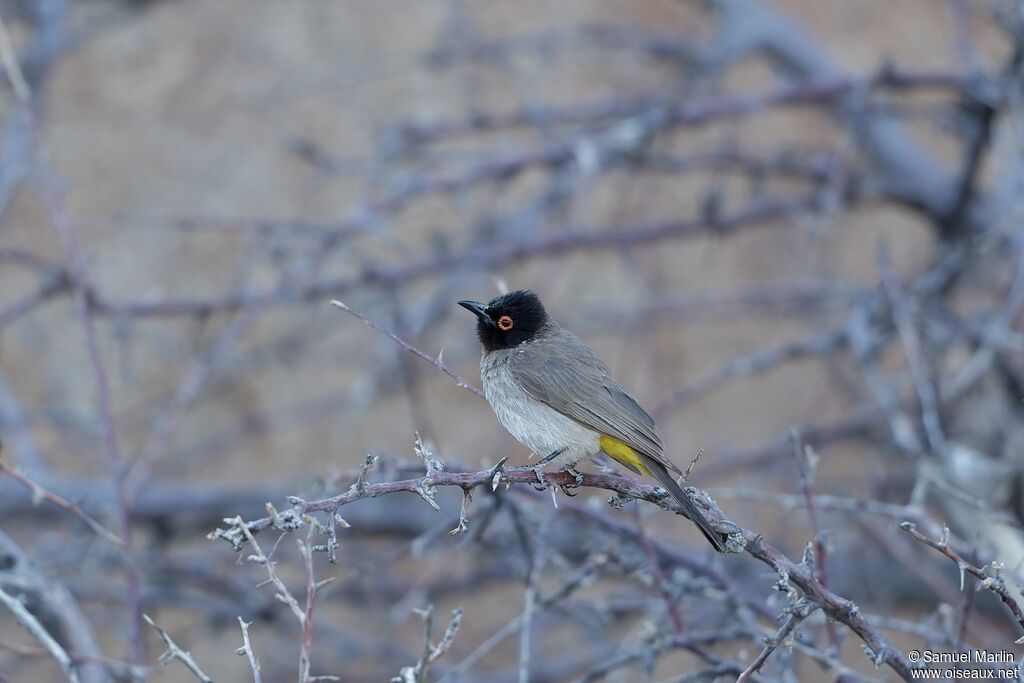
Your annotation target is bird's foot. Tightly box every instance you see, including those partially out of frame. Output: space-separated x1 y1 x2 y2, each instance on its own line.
563 465 584 487
492 449 567 492
529 463 549 491
503 463 550 491
555 466 584 496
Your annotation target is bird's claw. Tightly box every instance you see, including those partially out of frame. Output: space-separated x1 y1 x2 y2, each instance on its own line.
529 465 549 491
554 466 584 496
563 466 584 488
490 453 579 495
502 463 550 491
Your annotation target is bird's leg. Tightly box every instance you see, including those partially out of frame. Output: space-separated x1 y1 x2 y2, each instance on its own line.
505 448 565 491
527 448 565 490
535 447 565 467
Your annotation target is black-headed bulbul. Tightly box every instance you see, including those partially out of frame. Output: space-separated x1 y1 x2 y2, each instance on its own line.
459 290 727 552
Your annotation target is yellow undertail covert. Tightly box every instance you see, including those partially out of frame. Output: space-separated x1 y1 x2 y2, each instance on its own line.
599 434 653 476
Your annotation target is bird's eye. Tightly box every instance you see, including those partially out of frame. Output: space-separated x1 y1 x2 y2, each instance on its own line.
497 315 514 331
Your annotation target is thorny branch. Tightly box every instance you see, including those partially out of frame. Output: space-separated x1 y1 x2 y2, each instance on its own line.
236 618 262 683
901 522 1024 641
393 605 464 683
736 599 818 683
210 454 919 680
233 521 336 682
143 615 212 683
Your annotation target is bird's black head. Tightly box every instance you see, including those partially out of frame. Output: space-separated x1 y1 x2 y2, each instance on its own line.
458 290 549 352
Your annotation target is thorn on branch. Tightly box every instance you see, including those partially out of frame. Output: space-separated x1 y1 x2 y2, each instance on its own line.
488 456 509 491
681 448 704 483
414 432 446 478
308 508 347 564
450 489 473 535
414 483 441 511
413 433 443 510
354 454 379 494
773 569 800 604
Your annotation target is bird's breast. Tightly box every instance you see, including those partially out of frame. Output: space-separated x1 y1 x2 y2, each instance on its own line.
480 351 599 460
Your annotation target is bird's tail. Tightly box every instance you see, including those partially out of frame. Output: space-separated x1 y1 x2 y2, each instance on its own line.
645 458 727 552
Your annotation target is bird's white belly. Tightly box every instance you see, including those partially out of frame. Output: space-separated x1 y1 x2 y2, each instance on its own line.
482 357 600 467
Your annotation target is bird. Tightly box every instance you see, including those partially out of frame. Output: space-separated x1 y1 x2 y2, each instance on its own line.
458 289 727 552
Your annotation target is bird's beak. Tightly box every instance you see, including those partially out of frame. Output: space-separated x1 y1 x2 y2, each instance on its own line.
458 300 494 326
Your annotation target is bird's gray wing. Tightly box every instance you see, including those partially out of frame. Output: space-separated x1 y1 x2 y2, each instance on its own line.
508 332 680 474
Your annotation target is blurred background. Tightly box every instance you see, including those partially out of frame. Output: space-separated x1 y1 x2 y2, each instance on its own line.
1 0 1023 681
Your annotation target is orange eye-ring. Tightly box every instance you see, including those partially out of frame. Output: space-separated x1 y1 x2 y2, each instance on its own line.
497 315 514 331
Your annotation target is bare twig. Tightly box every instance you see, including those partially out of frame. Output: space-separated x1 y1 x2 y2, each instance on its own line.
234 519 336 681
0 459 122 545
393 605 464 683
0 642 139 681
900 522 1024 640
50 172 145 665
235 618 261 683
680 449 704 484
789 430 839 651
0 586 80 683
298 539 335 683
0 11 29 101
143 614 212 683
742 532 915 680
634 507 686 636
736 599 818 683
235 521 304 623
0 530 111 683
331 300 484 398
878 248 947 456
518 564 538 683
